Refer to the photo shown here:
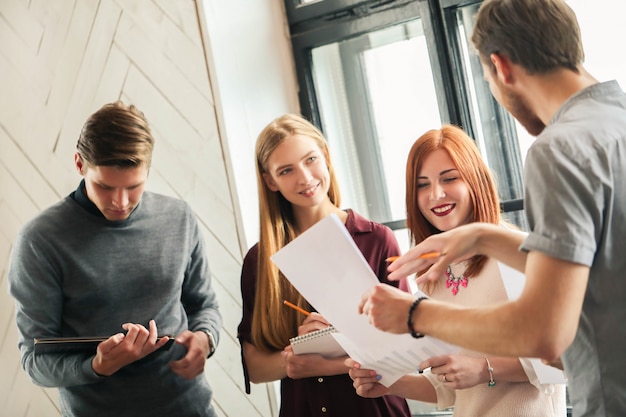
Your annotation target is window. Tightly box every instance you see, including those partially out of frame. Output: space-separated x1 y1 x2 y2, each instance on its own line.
285 0 626 239
443 1 528 229
311 18 442 225
286 0 526 249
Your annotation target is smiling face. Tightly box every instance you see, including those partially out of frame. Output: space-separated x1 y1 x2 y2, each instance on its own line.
416 149 473 232
262 134 331 210
75 153 147 221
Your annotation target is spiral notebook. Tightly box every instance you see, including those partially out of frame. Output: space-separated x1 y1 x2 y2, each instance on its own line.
289 326 346 358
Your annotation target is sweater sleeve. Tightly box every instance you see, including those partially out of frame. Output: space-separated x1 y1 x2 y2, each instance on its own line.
8 227 103 387
180 211 222 345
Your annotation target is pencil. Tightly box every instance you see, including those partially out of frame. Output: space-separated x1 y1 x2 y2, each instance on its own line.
386 251 445 263
283 300 311 316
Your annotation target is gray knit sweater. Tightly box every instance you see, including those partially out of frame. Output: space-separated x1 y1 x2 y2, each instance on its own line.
9 189 221 417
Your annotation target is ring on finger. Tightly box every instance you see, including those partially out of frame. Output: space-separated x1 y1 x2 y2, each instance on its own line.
442 374 447 382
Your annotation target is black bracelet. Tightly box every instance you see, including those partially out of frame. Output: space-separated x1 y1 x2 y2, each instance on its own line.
407 297 428 339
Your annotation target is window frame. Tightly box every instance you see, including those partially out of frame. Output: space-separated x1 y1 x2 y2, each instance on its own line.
285 0 376 24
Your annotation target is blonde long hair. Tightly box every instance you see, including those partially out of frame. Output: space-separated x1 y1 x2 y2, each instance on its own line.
405 125 501 291
252 114 342 352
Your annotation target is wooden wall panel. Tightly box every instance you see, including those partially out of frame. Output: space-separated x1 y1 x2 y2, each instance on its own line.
0 0 271 415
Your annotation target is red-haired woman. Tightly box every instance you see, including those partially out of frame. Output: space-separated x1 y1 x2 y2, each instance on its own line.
347 125 566 417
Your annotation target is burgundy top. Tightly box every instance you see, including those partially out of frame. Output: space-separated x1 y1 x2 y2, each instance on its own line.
238 210 411 417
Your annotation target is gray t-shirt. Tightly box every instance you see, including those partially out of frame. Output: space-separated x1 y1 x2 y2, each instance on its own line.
521 80 626 417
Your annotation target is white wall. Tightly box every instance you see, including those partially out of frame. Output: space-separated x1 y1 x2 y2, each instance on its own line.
199 2 300 410
200 0 300 251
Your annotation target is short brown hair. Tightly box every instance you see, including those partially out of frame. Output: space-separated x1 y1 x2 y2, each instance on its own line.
76 101 154 168
471 0 584 74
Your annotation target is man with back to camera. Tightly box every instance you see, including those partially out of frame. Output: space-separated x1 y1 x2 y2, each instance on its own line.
8 101 222 416
358 1 626 416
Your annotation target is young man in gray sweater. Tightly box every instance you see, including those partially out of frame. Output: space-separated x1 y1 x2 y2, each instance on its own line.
9 101 222 417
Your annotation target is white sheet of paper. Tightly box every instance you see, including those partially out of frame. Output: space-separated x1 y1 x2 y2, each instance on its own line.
271 213 457 386
497 262 567 384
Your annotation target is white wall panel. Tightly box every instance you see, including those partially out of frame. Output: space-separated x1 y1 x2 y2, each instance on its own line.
0 0 287 415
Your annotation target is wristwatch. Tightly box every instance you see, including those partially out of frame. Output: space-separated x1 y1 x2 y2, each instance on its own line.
202 329 217 358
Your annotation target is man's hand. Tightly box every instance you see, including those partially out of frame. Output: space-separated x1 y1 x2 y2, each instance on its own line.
92 320 170 376
359 283 415 334
169 330 210 380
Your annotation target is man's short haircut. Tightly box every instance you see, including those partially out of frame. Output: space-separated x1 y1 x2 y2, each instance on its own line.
471 0 584 74
76 101 154 168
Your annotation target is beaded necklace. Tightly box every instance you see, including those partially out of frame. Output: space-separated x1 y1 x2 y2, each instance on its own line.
445 266 468 296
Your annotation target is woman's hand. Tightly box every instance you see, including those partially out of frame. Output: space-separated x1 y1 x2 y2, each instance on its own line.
282 345 348 379
297 312 330 336
419 354 488 389
345 358 390 398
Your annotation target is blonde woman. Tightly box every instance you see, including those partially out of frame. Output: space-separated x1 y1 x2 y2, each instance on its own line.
237 114 411 417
